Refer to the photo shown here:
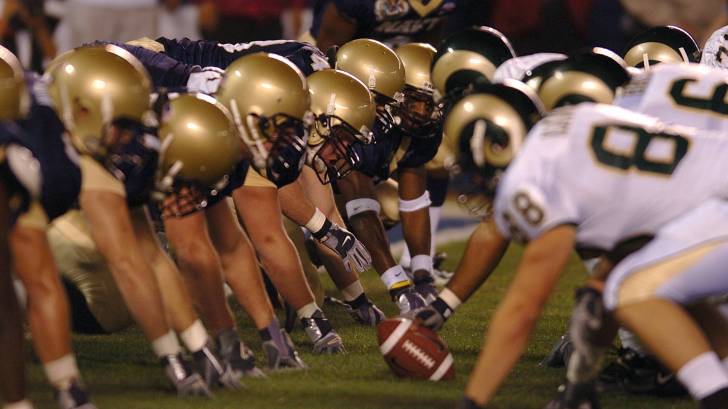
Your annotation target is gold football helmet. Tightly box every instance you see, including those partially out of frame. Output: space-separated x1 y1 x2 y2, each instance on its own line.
216 52 310 187
431 26 515 103
156 93 245 217
46 44 153 157
527 48 630 111
395 43 442 139
623 25 700 69
444 81 542 214
307 68 376 183
336 39 407 132
336 38 406 101
0 45 29 121
46 45 160 196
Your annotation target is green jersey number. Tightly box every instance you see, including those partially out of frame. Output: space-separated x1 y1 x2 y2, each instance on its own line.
669 78 728 115
590 124 689 176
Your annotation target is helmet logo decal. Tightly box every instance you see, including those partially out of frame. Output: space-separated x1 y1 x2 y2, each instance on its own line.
368 72 377 90
470 119 487 167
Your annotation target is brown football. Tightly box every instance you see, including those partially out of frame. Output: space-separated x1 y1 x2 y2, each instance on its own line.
376 317 455 381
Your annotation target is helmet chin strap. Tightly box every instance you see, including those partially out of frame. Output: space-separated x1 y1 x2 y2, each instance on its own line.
470 119 487 167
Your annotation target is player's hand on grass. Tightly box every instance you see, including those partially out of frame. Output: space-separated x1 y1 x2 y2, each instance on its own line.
404 296 452 331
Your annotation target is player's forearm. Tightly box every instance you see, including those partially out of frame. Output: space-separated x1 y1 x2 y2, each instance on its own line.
446 218 508 303
465 293 541 405
278 180 317 226
464 226 576 406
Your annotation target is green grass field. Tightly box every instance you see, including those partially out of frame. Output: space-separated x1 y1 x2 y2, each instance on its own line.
24 240 695 409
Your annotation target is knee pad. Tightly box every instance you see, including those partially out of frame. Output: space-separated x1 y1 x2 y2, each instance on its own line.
399 191 431 213
346 198 381 218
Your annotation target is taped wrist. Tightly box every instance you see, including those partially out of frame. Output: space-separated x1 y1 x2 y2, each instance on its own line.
399 191 431 213
381 265 411 290
411 254 433 274
306 208 330 238
439 288 463 311
346 198 381 218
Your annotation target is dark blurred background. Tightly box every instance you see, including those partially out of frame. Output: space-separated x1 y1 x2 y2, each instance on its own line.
1 0 725 72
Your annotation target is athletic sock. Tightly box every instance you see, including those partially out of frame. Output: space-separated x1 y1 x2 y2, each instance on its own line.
179 320 209 353
44 354 80 390
296 302 319 319
341 280 364 302
151 330 182 358
676 351 728 400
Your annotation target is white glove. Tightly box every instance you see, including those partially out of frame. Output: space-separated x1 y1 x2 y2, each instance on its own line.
186 66 224 94
316 222 372 274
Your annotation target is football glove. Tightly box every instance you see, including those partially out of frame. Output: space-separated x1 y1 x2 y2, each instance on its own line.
404 296 452 331
313 220 372 273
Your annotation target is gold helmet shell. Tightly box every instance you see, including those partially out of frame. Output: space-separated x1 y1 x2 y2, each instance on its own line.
216 52 309 168
336 39 405 100
395 43 436 92
444 80 542 198
530 48 630 111
623 25 700 68
158 93 244 190
307 69 375 146
46 45 152 156
0 45 29 121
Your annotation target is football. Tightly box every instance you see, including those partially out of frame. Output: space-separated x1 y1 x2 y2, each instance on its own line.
377 317 455 381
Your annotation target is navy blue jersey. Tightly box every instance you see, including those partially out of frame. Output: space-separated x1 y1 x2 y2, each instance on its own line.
309 0 463 47
0 73 81 221
94 41 200 89
351 117 439 183
155 37 330 76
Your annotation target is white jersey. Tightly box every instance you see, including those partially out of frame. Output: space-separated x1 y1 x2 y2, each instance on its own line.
615 63 728 132
493 103 728 254
492 53 566 83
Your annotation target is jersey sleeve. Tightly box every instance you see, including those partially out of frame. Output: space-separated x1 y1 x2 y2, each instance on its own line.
94 41 199 88
493 156 579 243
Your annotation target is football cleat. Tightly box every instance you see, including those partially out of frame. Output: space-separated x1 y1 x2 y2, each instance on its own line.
161 354 212 397
345 296 386 326
217 330 266 379
55 379 97 409
542 333 575 368
599 348 685 396
544 381 601 409
192 341 241 389
262 329 307 371
392 286 426 314
301 310 346 354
